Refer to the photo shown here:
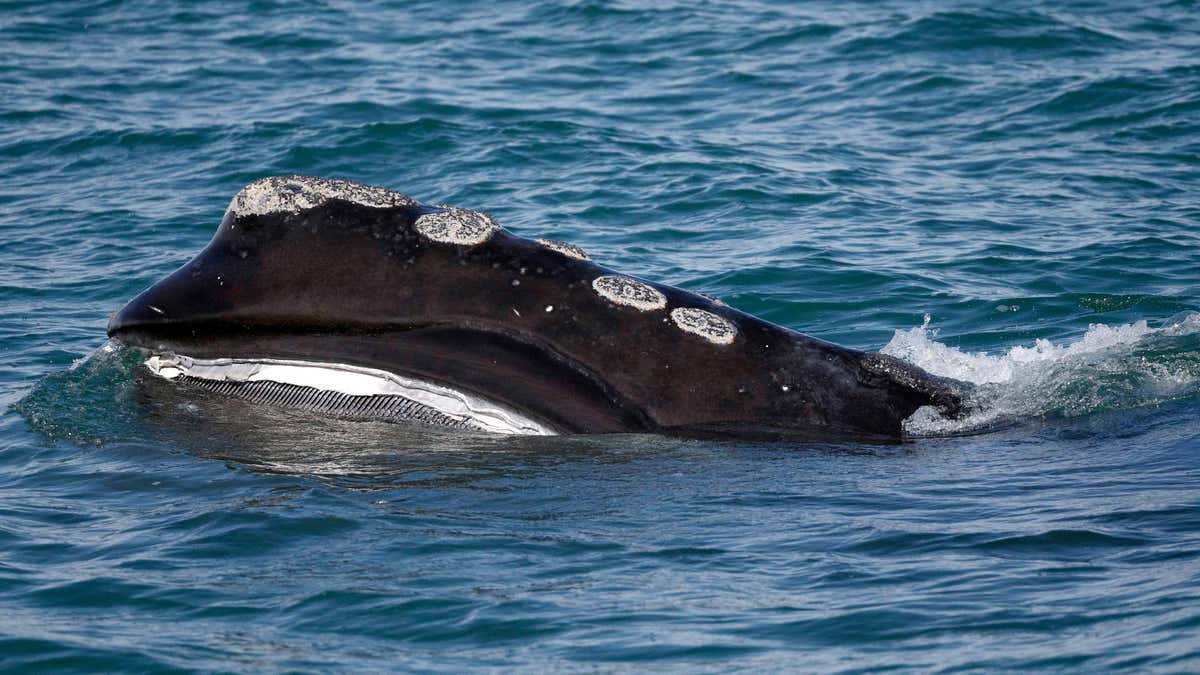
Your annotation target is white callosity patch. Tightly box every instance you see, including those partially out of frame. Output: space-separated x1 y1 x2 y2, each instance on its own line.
592 275 667 311
670 307 737 345
694 291 727 307
228 175 416 217
143 354 555 436
883 311 1200 436
413 207 499 246
537 239 590 261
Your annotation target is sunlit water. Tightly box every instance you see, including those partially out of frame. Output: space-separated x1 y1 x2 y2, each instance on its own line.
3 0 1199 671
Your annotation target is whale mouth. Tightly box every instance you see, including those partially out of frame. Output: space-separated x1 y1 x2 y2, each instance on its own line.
141 353 556 436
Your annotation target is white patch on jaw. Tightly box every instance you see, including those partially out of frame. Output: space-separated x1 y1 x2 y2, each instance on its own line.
414 207 499 246
592 275 666 311
670 307 737 345
228 175 416 217
537 239 590 261
143 354 554 436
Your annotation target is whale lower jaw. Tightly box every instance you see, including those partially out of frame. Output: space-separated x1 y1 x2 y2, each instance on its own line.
142 353 557 436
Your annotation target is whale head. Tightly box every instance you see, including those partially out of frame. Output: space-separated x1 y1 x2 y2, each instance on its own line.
110 176 964 440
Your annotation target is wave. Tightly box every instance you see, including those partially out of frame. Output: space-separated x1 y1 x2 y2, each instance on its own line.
885 312 1200 436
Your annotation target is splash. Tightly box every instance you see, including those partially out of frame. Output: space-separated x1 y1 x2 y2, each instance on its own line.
14 340 148 446
884 312 1200 435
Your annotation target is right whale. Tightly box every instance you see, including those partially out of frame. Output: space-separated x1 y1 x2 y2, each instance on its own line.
107 176 965 442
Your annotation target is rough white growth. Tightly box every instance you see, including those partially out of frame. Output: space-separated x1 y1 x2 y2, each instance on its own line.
670 307 737 345
695 291 727 307
592 275 666 311
414 207 499 245
537 239 590 261
228 175 416 217
143 354 554 436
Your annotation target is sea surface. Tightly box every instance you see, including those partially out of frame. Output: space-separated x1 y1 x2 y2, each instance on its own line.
3 0 1200 671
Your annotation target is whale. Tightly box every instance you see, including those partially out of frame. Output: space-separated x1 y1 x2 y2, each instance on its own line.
107 175 964 441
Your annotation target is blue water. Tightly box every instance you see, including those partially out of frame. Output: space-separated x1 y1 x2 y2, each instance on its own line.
4 0 1200 670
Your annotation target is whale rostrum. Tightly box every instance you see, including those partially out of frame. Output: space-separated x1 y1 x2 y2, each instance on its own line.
108 175 965 441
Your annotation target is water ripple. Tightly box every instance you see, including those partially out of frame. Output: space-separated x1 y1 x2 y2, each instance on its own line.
2 0 1200 670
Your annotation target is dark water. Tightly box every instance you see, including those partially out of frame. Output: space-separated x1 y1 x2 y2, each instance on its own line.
4 0 1200 670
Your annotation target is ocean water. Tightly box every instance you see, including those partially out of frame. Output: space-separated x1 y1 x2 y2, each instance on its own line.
3 0 1200 670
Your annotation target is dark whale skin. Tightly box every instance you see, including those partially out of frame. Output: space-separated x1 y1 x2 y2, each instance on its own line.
108 177 963 441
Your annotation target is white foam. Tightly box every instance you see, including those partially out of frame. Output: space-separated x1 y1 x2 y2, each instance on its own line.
883 312 1200 435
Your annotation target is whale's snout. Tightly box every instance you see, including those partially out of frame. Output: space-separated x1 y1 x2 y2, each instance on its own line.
107 247 239 346
108 289 167 337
